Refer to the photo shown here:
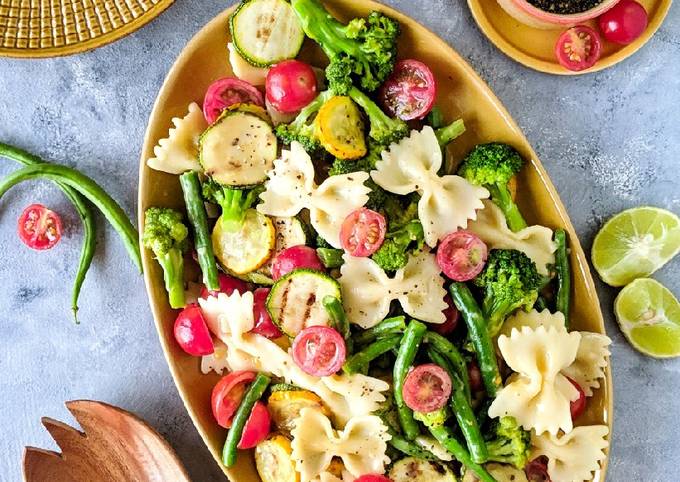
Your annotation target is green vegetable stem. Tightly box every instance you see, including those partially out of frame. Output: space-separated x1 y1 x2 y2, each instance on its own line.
394 319 427 440
554 228 571 328
428 424 497 482
388 430 439 461
343 334 401 375
353 316 407 346
316 247 344 269
322 295 352 352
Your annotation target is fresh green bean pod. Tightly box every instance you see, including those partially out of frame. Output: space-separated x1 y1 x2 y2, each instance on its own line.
554 228 571 329
428 424 497 482
423 331 471 403
343 334 401 375
0 163 141 272
222 373 271 467
428 348 488 464
317 247 344 268
449 283 501 397
0 143 96 321
394 319 427 440
179 171 220 292
388 431 439 461
354 316 407 346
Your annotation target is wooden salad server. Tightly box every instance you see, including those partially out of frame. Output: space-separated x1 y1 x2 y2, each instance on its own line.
23 400 191 482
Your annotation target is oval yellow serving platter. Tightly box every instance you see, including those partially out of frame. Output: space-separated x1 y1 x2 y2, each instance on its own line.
468 0 672 75
0 0 174 58
138 1 613 480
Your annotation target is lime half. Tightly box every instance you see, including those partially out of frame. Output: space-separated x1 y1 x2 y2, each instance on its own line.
615 278 680 358
592 206 680 287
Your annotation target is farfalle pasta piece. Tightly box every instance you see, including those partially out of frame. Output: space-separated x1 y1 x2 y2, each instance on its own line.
258 142 370 247
147 102 206 174
291 408 390 482
532 425 609 482
370 127 489 247
489 325 581 435
467 200 556 276
338 250 448 328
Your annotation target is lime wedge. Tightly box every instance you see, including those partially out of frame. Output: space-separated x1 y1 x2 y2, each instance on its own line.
592 206 680 287
615 278 680 358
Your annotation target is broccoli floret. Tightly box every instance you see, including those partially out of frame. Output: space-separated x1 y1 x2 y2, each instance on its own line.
414 406 451 428
485 417 531 469
458 143 527 232
142 207 189 309
348 87 408 146
371 220 424 272
291 0 400 93
275 90 334 153
383 193 419 230
474 249 542 336
202 178 262 232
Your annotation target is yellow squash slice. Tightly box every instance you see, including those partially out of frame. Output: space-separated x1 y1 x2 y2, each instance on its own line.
255 434 300 482
212 209 275 274
267 389 331 436
314 95 367 160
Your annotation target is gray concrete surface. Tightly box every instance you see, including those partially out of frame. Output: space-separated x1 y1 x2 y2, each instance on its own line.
0 0 678 480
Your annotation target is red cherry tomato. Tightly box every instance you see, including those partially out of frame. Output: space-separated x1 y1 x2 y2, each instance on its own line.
292 326 346 377
525 456 552 481
355 476 392 482
598 0 648 45
17 203 62 250
436 231 488 281
251 288 283 338
431 295 460 335
555 26 602 72
237 401 271 449
200 273 248 299
211 371 257 428
203 77 264 124
567 377 587 420
266 60 318 114
174 303 215 356
379 59 436 120
340 208 387 257
468 360 484 393
271 245 325 280
402 363 452 413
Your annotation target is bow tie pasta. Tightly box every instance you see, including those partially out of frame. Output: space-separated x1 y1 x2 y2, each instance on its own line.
147 102 206 174
370 126 489 247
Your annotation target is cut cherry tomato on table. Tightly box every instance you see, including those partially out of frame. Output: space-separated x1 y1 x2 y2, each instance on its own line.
203 77 264 124
402 363 452 413
292 326 346 377
266 60 318 114
355 476 392 482
437 231 488 281
525 456 552 481
379 59 436 121
555 26 602 72
17 203 62 251
174 303 215 356
598 0 648 45
200 272 248 299
340 208 387 257
568 377 587 420
252 287 283 338
237 400 271 449
271 245 325 280
431 294 460 335
211 370 257 428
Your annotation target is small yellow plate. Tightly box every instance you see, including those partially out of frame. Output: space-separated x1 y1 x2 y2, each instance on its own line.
0 0 174 58
468 0 672 75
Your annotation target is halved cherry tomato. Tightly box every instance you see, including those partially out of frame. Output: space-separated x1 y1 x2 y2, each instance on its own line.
292 326 346 377
525 456 551 481
203 77 264 124
340 208 387 257
568 377 587 420
598 0 648 45
468 360 484 393
200 273 248 299
238 401 271 449
555 26 602 72
211 370 257 428
379 59 436 120
436 231 488 281
431 295 460 335
174 303 215 356
17 203 62 250
271 245 325 280
355 476 392 482
266 60 318 113
402 363 452 413
252 288 283 338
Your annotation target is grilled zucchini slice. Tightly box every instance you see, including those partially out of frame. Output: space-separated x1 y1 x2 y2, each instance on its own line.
462 463 528 482
389 457 457 482
212 209 275 274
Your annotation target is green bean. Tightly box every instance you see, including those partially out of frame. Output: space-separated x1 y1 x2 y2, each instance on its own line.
554 228 571 329
394 319 427 440
222 373 271 467
449 283 501 397
323 295 350 339
426 106 445 129
428 348 488 464
0 164 141 272
428 424 497 482
423 331 471 403
354 316 407 346
317 247 344 268
388 430 439 461
179 171 219 291
343 334 401 375
0 143 96 321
